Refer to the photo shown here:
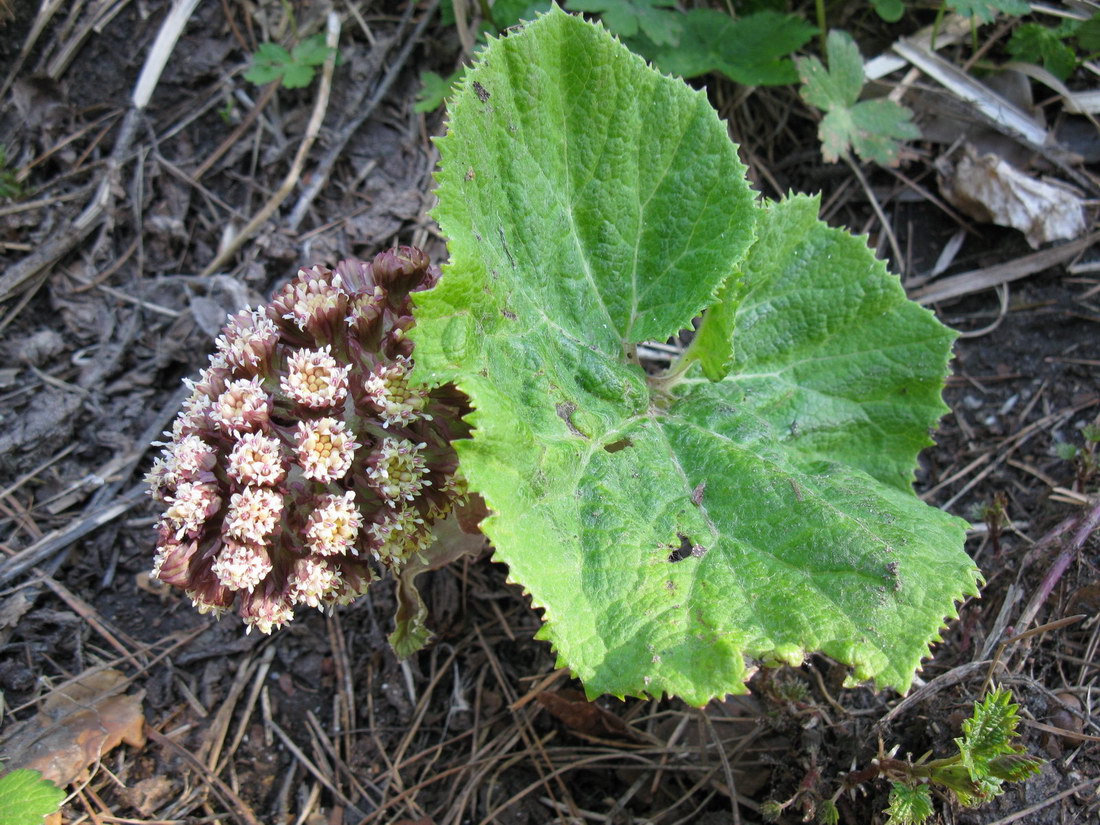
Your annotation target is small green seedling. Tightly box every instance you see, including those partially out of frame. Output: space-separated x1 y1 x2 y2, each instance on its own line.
643 9 816 86
0 146 23 200
244 33 336 89
415 67 466 114
764 688 1043 824
878 689 1044 823
417 1 551 114
0 769 65 825
1008 19 1091 82
797 30 920 165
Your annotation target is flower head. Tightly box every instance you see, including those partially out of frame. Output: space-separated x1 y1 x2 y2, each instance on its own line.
171 434 218 481
367 506 430 564
294 418 359 482
224 486 283 544
227 432 286 486
216 307 280 373
212 540 273 591
212 377 272 434
289 556 342 608
370 246 439 297
306 491 362 556
151 537 200 587
281 346 350 409
270 265 348 338
239 587 295 634
162 481 221 540
366 438 430 506
360 356 431 428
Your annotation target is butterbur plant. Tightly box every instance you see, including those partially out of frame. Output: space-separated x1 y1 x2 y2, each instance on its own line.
152 8 980 705
147 250 472 650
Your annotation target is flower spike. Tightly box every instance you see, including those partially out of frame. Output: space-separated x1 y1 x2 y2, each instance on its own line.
147 247 473 637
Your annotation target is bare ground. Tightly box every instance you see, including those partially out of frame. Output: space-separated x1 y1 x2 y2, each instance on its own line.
0 2 1097 824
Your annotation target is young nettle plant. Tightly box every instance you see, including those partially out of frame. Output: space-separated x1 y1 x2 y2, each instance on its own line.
766 688 1044 824
150 9 979 705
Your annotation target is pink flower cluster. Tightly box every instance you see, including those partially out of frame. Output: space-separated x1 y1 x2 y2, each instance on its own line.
147 248 471 633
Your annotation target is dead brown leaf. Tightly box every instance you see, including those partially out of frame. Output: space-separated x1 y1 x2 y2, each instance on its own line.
938 144 1087 248
0 667 146 786
536 688 638 741
117 775 176 816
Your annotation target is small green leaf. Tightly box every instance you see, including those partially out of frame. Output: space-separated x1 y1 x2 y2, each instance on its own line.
817 798 840 825
416 68 467 113
244 36 335 89
650 10 815 86
1077 14 1100 52
492 0 552 30
0 145 23 200
0 770 65 825
279 62 316 89
417 8 977 702
1007 23 1078 82
987 752 1044 782
947 0 1030 23
254 41 292 65
800 30 864 109
686 271 740 382
798 30 920 164
291 33 336 66
566 0 682 46
243 62 284 86
885 782 934 825
961 689 1023 762
1054 441 1079 460
871 0 905 23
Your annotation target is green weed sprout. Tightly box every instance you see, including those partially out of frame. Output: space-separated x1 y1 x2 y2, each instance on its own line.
764 688 1043 823
244 33 336 89
877 689 1044 823
0 146 23 200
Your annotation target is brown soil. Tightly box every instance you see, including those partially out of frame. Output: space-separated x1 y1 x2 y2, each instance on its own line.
0 3 1097 825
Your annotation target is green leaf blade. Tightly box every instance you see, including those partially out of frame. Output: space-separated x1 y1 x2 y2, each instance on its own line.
885 782 934 825
0 770 64 825
429 9 756 347
417 8 976 703
279 62 316 89
726 196 953 491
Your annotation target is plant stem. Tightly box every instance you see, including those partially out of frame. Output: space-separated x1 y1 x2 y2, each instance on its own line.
648 355 693 400
931 0 946 50
815 0 828 60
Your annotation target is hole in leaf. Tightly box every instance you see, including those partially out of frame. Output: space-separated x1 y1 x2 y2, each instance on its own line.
667 533 707 562
603 437 632 453
668 533 696 563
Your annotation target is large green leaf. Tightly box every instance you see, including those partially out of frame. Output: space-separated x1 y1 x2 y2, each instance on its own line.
414 7 977 704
